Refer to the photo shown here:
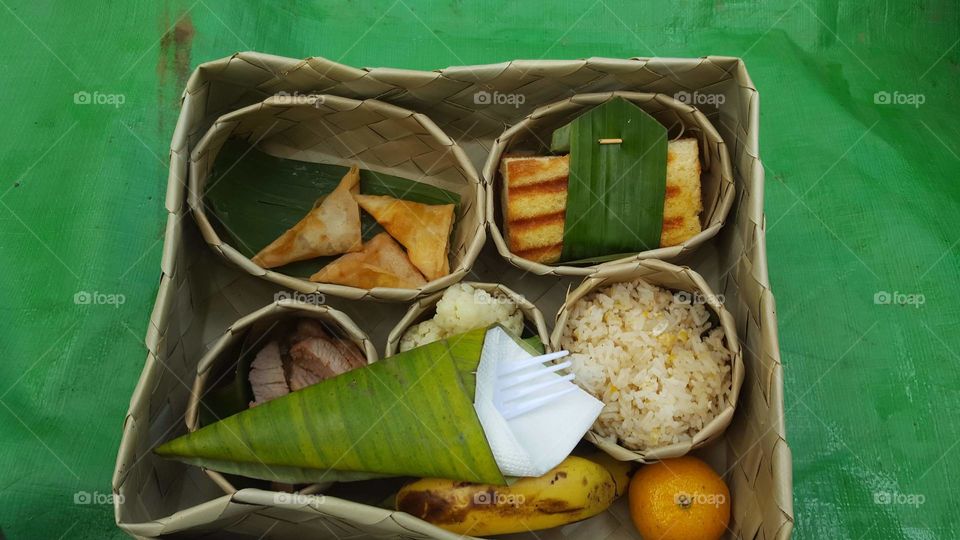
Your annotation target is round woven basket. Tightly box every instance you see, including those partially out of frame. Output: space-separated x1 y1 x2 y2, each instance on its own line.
188 93 485 301
384 281 549 357
550 259 744 462
185 299 378 495
484 91 735 277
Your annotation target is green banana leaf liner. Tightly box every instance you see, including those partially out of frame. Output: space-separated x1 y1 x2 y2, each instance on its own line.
156 326 508 486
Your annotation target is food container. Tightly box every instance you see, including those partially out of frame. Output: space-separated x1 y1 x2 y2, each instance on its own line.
484 91 735 276
188 93 486 302
114 54 793 540
183 299 377 495
384 281 549 357
551 259 744 462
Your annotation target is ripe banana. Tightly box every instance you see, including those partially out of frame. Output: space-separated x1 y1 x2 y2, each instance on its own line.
396 455 628 536
584 450 632 497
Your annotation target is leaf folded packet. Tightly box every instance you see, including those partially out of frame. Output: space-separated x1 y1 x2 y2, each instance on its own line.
156 326 603 485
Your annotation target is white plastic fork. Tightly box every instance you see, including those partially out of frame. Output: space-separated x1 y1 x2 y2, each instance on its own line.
493 350 577 420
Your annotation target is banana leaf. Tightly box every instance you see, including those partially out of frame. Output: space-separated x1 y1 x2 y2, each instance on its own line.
198 319 291 427
204 140 460 278
550 122 571 153
559 97 667 261
199 325 533 456
521 334 544 354
557 251 640 265
156 327 506 485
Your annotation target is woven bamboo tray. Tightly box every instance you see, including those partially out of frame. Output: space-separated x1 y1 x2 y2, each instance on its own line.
113 53 793 539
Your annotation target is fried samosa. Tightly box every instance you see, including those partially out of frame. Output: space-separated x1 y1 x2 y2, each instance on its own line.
251 167 362 268
353 194 454 280
309 232 427 289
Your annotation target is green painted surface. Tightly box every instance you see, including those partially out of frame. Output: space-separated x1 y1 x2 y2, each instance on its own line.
0 1 957 538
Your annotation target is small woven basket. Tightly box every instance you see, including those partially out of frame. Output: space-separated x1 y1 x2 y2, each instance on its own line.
384 281 549 357
550 259 744 462
185 299 377 495
485 91 735 277
189 93 485 302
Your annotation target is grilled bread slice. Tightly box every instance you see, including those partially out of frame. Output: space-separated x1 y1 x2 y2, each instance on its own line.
660 138 703 247
500 139 703 263
500 155 569 264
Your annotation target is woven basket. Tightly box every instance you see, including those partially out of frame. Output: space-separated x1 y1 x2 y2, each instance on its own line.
114 53 793 540
550 259 744 462
188 93 485 301
485 91 735 277
384 281 549 357
183 299 377 495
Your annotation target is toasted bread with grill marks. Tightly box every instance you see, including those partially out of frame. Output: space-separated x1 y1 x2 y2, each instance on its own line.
500 139 703 263
660 138 703 247
500 155 568 264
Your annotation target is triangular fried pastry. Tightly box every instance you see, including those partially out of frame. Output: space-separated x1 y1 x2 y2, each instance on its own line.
309 232 427 289
353 194 454 280
251 167 362 268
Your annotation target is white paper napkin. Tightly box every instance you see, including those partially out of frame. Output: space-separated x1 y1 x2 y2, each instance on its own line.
473 326 604 477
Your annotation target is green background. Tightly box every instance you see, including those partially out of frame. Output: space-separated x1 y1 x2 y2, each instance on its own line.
1 0 957 538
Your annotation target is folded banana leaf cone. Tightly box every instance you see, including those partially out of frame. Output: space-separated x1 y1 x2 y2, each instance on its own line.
156 325 603 486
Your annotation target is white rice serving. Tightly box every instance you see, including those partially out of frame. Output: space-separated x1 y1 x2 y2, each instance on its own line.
559 279 732 451
400 283 524 351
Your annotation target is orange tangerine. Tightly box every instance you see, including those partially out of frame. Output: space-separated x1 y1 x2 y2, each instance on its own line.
628 456 731 540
